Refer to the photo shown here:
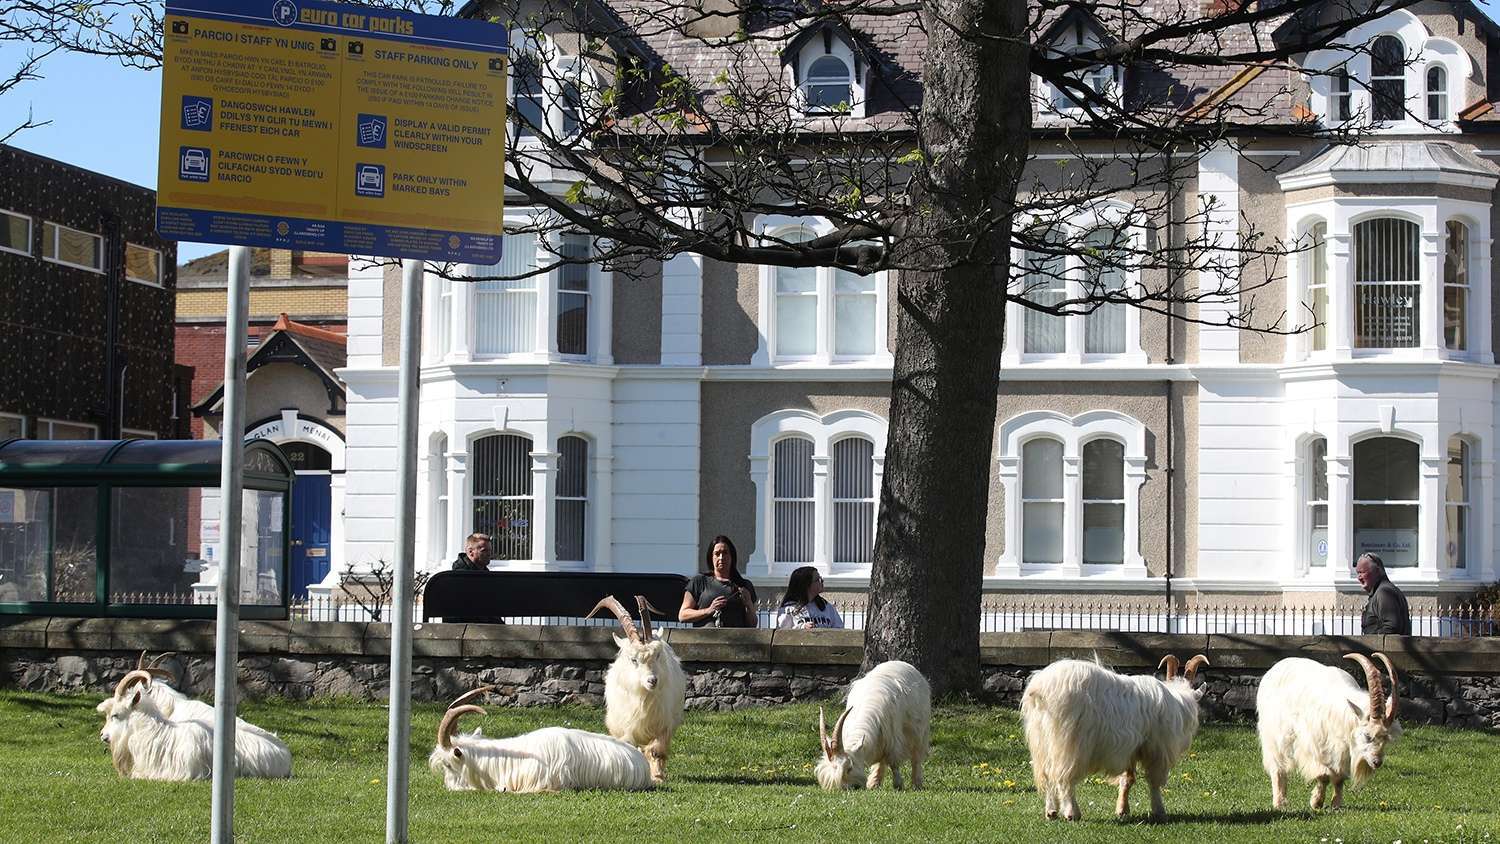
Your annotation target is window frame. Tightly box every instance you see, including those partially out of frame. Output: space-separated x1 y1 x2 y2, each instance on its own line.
469 432 535 563
507 32 597 147
1351 435 1421 569
1426 63 1449 123
0 208 32 257
1445 436 1470 570
770 435 817 566
37 418 98 440
554 434 589 564
1443 219 1469 352
1368 34 1407 123
1300 436 1330 573
792 34 866 119
1302 220 1330 354
1020 437 1065 565
0 412 25 439
829 434 877 566
124 243 163 287
40 221 104 273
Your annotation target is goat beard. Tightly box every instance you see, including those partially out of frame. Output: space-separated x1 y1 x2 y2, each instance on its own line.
110 733 133 777
1351 756 1375 787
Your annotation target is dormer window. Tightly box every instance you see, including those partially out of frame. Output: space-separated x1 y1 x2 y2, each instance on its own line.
1052 64 1117 113
787 27 867 118
1306 10 1467 132
1034 11 1122 118
1426 65 1448 122
508 32 594 143
1333 68 1353 121
1369 35 1406 122
805 55 852 110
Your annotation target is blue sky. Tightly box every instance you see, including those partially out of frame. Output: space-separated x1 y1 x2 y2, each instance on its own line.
4 2 1500 266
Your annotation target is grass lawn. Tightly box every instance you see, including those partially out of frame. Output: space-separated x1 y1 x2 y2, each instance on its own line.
1 691 1497 843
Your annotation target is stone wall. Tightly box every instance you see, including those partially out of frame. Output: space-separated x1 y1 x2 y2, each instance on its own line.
3 618 1498 728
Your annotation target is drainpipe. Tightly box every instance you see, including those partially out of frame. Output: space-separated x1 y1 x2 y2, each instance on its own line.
102 214 124 439
1163 146 1178 632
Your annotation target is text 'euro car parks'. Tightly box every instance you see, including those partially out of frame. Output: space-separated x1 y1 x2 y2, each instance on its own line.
157 0 507 262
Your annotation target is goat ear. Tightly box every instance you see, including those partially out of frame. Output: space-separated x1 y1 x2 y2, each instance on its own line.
1347 699 1367 719
130 689 142 707
613 634 629 650
95 699 111 714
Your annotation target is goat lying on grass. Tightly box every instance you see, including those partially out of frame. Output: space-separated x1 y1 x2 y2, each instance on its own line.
428 687 653 793
1256 652 1402 810
96 652 281 744
1021 654 1208 821
815 660 931 791
588 594 685 783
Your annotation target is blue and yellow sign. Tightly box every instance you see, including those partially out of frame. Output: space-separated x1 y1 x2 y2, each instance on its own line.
157 0 507 262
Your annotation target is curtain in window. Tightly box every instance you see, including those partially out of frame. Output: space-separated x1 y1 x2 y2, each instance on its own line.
555 436 587 562
474 234 537 355
556 234 590 356
834 267 877 356
1022 229 1066 354
1370 35 1406 122
1021 438 1063 564
1353 218 1420 348
773 438 815 563
1446 438 1469 569
832 437 874 564
1352 437 1419 567
472 434 533 560
1307 437 1328 568
1444 220 1468 351
1083 227 1126 354
1081 439 1124 564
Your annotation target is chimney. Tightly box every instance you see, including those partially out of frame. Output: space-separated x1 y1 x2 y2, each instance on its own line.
269 249 293 280
683 0 740 39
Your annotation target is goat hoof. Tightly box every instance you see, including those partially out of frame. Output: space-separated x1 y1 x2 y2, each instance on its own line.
1045 810 1058 821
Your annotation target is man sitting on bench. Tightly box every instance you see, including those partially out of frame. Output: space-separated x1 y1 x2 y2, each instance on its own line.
452 533 492 571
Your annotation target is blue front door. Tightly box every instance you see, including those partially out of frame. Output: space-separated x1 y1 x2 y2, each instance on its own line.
290 473 331 596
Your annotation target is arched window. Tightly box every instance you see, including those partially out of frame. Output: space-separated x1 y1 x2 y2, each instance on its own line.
1352 218 1420 348
474 233 538 355
1333 67 1353 121
1306 437 1329 569
1305 222 1328 352
429 434 448 564
1021 438 1064 564
1446 437 1470 569
1083 227 1127 354
472 433 533 561
773 437 815 564
1353 437 1419 568
831 437 875 565
1427 64 1448 122
1081 439 1124 565
805 55 852 110
1444 221 1468 351
1022 228 1066 354
1370 35 1406 122
555 436 588 562
774 229 817 357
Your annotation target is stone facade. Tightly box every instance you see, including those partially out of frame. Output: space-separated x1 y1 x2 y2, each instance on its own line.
4 618 1499 728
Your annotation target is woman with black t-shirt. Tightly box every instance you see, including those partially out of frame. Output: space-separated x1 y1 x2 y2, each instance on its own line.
679 535 758 628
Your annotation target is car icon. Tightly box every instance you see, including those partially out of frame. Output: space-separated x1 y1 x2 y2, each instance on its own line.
181 149 209 176
357 165 382 190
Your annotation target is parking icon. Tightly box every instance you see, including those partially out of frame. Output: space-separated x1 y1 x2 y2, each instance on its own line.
355 163 384 198
179 146 211 182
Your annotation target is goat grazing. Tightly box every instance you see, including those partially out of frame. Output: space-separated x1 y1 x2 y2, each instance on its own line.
102 671 292 781
1256 653 1402 810
427 688 653 793
1021 654 1208 821
587 594 686 782
815 660 931 791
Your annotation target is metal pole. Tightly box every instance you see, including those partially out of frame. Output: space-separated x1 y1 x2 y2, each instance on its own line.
385 258 424 843
210 244 250 843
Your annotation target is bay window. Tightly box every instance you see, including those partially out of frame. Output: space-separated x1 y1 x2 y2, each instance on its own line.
474 234 538 355
1353 217 1420 349
1352 437 1419 568
555 436 587 562
1306 437 1329 569
471 433 533 561
1444 220 1468 351
1305 222 1328 352
556 235 591 356
1445 437 1469 570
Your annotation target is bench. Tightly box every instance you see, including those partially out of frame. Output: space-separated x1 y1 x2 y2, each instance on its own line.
421 570 689 625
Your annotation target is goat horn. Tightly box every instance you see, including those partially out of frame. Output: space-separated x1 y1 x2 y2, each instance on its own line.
1373 652 1399 724
585 595 641 644
438 704 485 750
831 707 852 755
818 706 831 759
1157 655 1180 681
1343 653 1386 722
447 685 496 711
145 667 177 684
1184 655 1210 683
114 669 153 700
635 596 655 642
148 651 177 668
136 650 148 670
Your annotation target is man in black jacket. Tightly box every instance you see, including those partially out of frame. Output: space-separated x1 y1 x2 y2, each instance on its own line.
452 533 492 571
1356 552 1411 635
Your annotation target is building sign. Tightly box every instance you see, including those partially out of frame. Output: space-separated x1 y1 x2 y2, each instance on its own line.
157 0 507 262
1354 529 1418 567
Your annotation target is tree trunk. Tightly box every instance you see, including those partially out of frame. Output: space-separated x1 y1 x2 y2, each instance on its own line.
861 0 1031 697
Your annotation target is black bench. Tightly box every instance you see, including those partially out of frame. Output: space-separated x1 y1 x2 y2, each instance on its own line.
421 570 689 625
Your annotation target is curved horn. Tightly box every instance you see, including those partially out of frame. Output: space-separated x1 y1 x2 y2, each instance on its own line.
1157 655 1180 681
148 651 177 668
438 704 485 750
114 669 153 700
144 667 177 684
136 650 148 671
831 707 852 754
1183 655 1210 684
1343 653 1386 721
635 596 655 642
447 685 496 711
1373 652 1399 724
585 595 641 644
818 706 832 759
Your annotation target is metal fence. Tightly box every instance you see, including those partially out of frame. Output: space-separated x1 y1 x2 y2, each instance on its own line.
91 592 1500 638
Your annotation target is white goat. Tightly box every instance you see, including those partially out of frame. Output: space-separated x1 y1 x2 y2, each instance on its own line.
815 660 931 791
96 652 281 745
102 671 292 781
587 594 686 783
1256 653 1402 810
427 689 653 793
1021 654 1208 821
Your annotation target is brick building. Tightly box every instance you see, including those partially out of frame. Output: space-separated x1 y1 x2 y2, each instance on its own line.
0 144 185 440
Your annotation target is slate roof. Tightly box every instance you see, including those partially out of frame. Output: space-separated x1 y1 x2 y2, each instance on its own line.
192 314 347 416
1280 139 1500 182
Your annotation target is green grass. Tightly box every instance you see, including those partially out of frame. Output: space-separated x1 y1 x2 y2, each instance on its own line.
1 691 1498 843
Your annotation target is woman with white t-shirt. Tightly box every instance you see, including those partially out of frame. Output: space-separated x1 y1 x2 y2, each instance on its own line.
775 566 844 629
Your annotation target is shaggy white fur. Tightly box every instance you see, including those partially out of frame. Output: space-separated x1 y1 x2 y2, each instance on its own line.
815 660 931 791
429 708 653 794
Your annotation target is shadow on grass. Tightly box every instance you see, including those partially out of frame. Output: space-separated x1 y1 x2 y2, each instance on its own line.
8 694 93 715
681 773 816 787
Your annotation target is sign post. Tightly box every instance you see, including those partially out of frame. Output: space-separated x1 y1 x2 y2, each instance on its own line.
157 2 506 840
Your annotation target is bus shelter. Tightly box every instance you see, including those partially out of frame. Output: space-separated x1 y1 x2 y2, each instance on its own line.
0 439 292 619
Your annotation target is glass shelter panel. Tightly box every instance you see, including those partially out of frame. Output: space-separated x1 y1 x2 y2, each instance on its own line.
0 486 97 603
